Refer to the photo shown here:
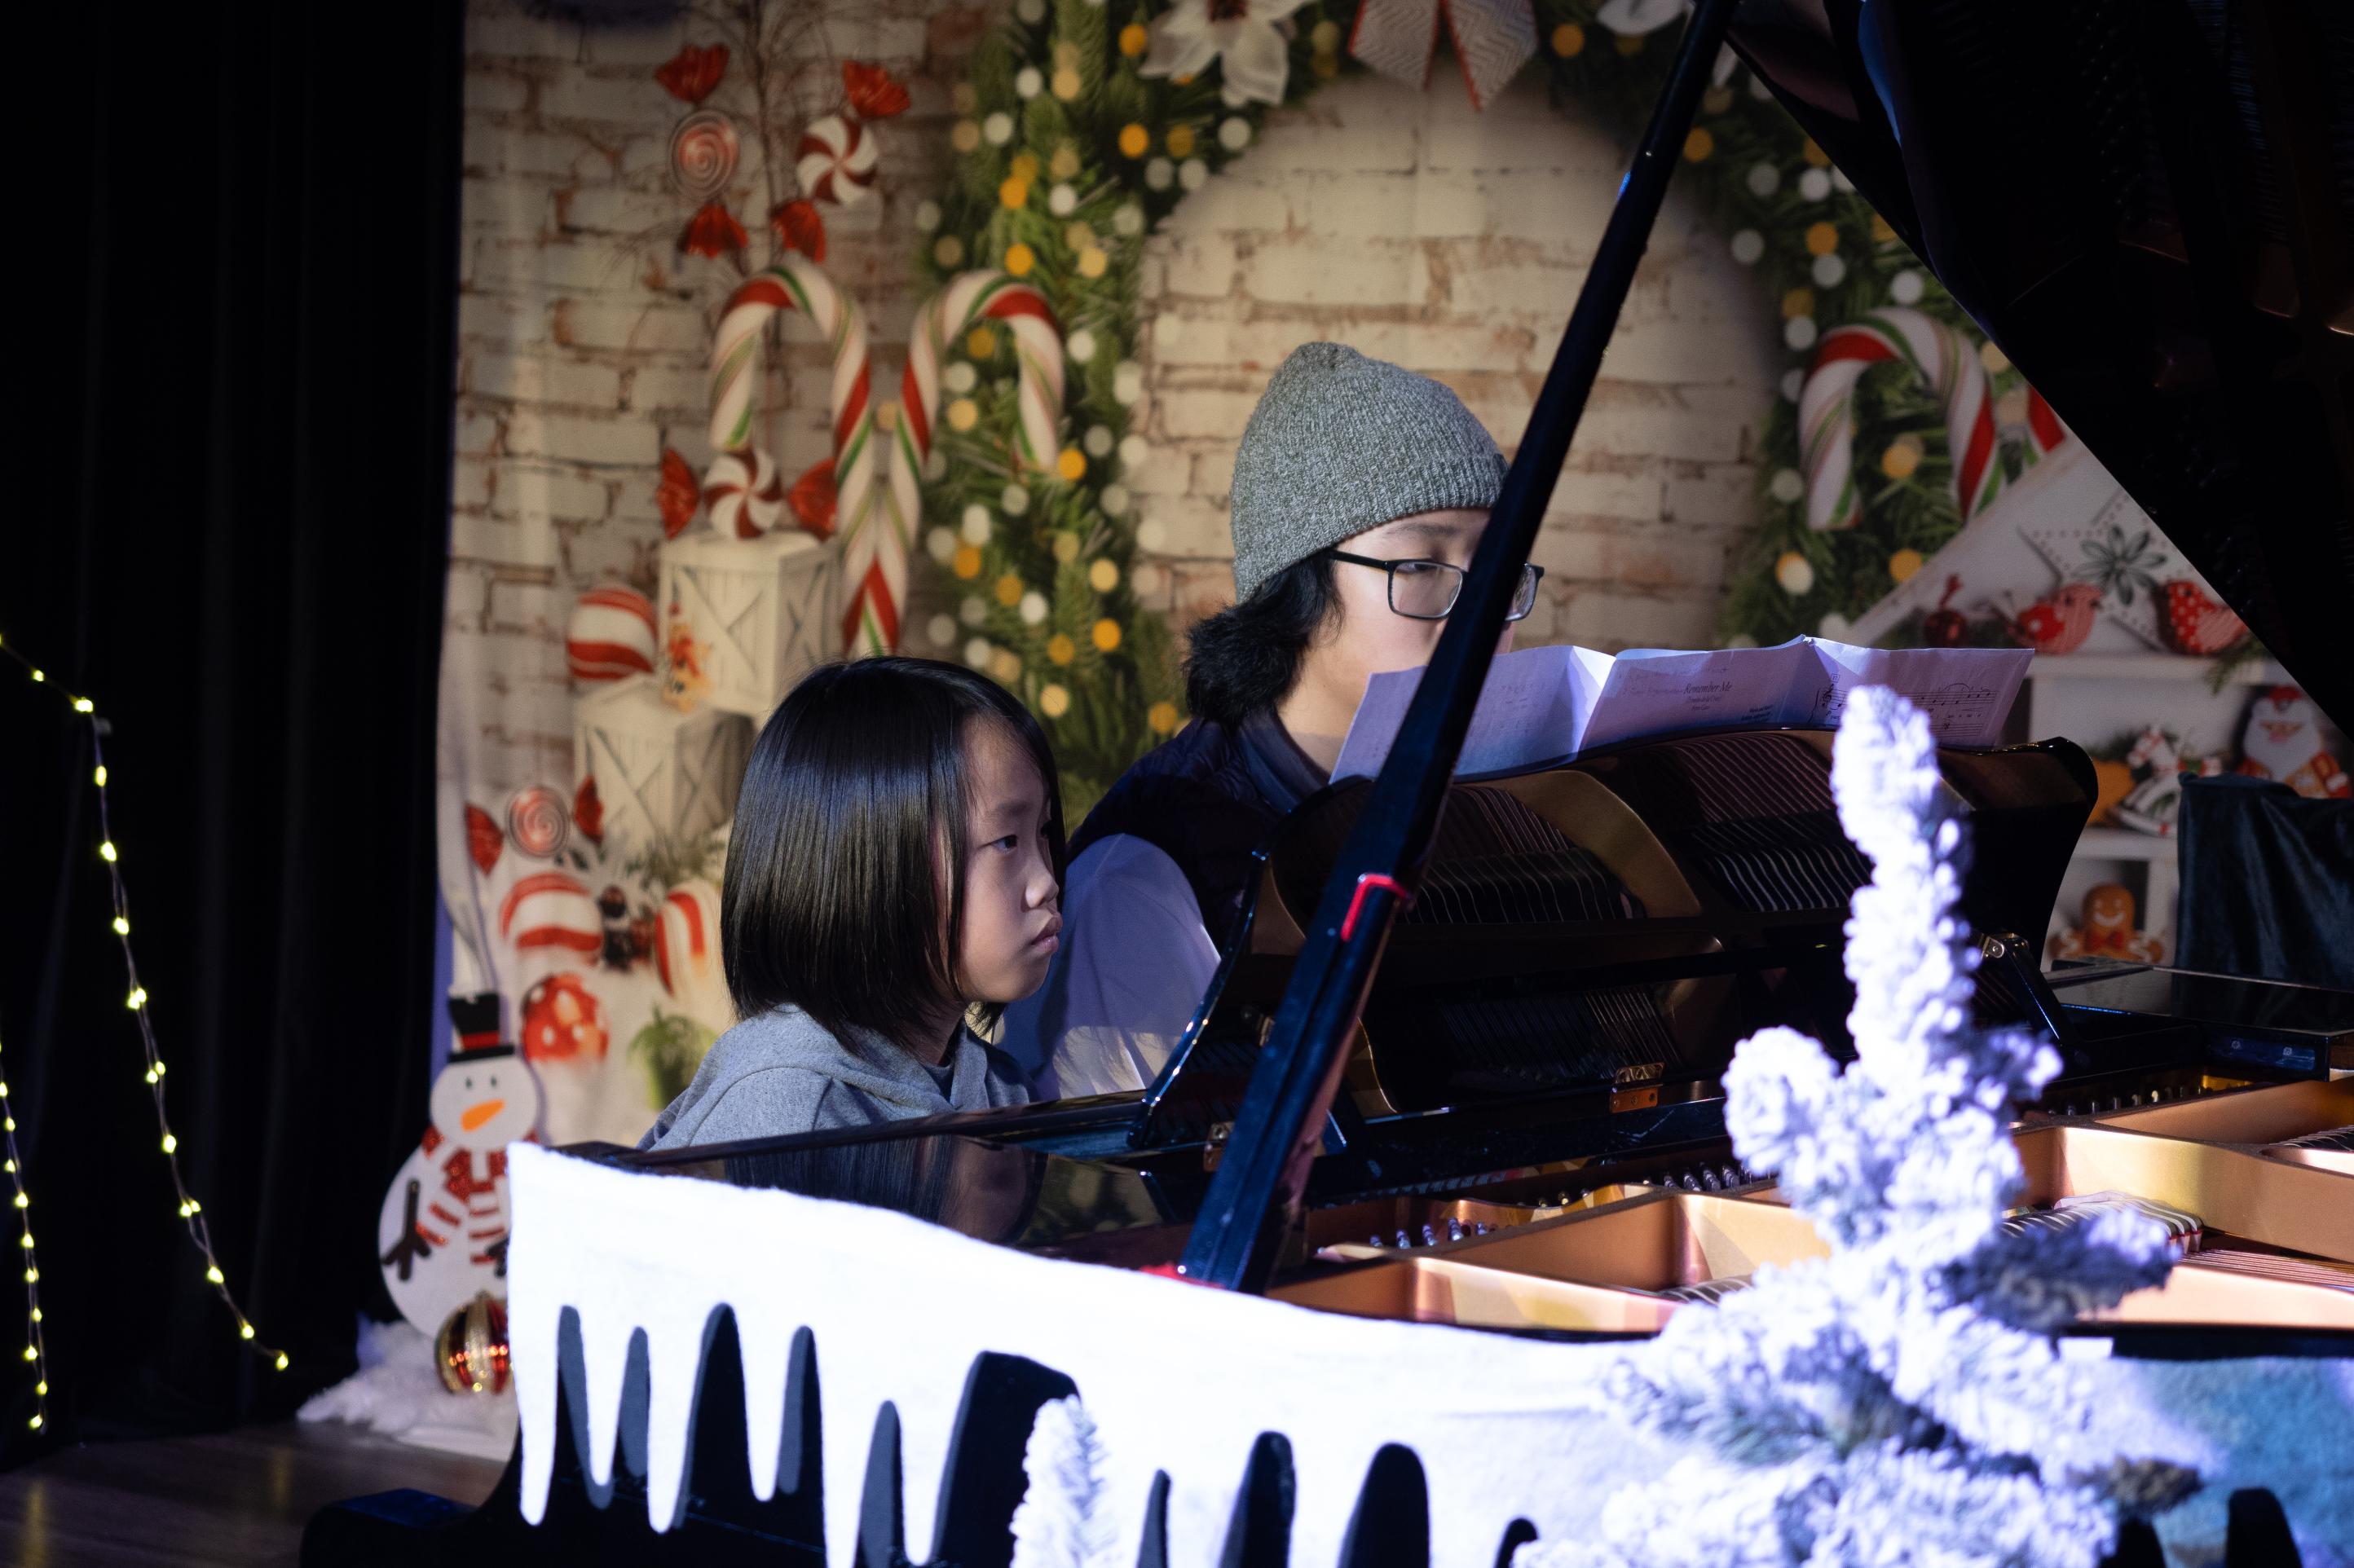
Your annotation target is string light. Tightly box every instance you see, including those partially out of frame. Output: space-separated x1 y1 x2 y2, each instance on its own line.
0 1029 41 1434
1 637 291 1437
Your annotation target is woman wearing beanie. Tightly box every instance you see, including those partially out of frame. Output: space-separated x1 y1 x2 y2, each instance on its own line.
1000 342 1542 1098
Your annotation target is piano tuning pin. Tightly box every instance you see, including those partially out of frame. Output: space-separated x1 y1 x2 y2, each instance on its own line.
1421 1224 1439 1248
1721 1165 1740 1186
1370 1235 1384 1249
1699 1169 1722 1191
1475 1222 1491 1235
1447 1218 1464 1241
1396 1230 1412 1249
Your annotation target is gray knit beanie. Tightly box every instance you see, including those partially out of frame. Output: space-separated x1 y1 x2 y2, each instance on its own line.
1227 342 1509 602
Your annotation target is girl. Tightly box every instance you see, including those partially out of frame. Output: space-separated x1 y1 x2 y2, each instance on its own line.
640 657 1065 1150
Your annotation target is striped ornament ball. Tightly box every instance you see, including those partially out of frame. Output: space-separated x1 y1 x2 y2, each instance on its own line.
566 586 658 685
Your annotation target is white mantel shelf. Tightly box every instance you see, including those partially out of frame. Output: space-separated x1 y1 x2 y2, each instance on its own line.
2029 653 2287 685
2074 826 2179 862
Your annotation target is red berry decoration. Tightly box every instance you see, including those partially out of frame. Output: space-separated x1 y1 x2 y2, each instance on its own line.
1922 575 1968 648
519 972 609 1064
2157 579 2246 656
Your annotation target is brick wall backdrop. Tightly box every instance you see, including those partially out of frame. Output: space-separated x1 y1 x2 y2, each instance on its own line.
447 0 1775 811
1119 68 1777 656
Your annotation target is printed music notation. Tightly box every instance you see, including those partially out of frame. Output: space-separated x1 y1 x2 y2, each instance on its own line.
1333 637 2032 780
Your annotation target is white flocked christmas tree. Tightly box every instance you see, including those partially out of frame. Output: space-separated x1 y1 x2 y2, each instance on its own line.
1003 686 2199 1568
1530 685 2193 1567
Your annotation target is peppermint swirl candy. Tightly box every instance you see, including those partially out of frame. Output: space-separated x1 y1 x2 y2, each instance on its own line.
796 113 878 207
505 784 571 860
668 110 739 201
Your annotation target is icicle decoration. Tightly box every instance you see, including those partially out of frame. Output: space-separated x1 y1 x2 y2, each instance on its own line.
1522 688 2189 1568
502 685 2354 1568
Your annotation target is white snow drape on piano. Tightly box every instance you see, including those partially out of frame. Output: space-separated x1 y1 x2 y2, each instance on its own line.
505 1143 2354 1567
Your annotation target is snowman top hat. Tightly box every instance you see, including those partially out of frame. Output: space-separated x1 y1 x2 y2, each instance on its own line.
446 991 516 1063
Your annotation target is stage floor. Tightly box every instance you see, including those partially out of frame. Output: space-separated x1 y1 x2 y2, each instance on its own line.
0 1419 505 1566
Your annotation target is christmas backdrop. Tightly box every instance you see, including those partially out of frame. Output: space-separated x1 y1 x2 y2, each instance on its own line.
434 0 2312 1148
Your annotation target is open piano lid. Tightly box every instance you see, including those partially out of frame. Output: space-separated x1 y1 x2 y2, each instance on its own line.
1729 0 2352 724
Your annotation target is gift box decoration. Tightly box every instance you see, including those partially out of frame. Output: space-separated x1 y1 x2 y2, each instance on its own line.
657 530 838 720
572 676 752 857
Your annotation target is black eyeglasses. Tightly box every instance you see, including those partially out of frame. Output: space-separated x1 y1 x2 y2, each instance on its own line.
1322 549 1545 622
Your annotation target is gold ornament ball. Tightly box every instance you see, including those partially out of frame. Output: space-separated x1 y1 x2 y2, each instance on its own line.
1040 684 1071 719
1088 558 1120 592
946 398 980 433
1702 84 1734 114
1774 550 1816 597
1077 246 1109 280
1979 340 2012 374
951 120 981 154
1051 144 1082 180
1802 137 1831 167
1782 286 1816 319
1051 532 1082 564
434 1292 511 1396
1871 212 1897 243
1058 447 1087 481
952 544 983 579
1148 700 1180 734
990 649 1024 683
1047 633 1077 665
933 235 964 267
1551 22 1585 56
1889 548 1925 584
1312 51 1339 79
998 178 1030 210
967 325 998 359
1881 434 1924 481
995 573 1025 608
1805 221 1840 256
1010 152 1041 183
1004 243 1036 277
1118 123 1148 159
1091 618 1122 653
1166 124 1197 159
1311 20 1342 51
1119 24 1148 57
1055 41 1082 71
1682 127 1713 162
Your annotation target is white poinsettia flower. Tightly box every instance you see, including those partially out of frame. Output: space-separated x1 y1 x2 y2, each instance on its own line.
1593 0 1739 82
1140 0 1313 107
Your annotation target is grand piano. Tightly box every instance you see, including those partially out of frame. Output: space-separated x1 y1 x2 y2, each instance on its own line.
307 0 2353 1562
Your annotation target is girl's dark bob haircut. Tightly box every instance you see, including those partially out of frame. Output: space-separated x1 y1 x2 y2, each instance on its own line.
1181 552 1338 726
721 656 1065 1052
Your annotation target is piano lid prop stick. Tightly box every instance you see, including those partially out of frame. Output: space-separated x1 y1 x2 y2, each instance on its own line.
1176 0 1749 1294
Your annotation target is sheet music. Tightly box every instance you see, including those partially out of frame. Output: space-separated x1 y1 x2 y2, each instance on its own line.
1330 638 2030 779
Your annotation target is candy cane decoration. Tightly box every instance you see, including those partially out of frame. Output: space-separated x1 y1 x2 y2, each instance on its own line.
881 271 1066 653
1797 306 2063 533
704 262 1065 655
704 253 876 553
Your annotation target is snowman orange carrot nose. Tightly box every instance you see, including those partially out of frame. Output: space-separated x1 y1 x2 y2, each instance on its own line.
460 1099 506 1132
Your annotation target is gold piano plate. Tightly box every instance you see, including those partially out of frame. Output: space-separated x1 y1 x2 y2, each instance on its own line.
1326 1189 1831 1290
1272 1253 1682 1332
2088 1078 2354 1176
2014 1122 2354 1262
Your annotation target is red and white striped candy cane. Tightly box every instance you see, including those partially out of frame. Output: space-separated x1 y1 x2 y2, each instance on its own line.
704 253 876 567
885 273 1065 648
1796 307 2063 533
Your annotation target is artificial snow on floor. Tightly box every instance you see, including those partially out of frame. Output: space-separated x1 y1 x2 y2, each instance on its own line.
298 1316 517 1462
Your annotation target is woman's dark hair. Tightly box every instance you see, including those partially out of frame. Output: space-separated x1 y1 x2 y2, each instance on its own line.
721 656 1065 1052
1182 552 1338 726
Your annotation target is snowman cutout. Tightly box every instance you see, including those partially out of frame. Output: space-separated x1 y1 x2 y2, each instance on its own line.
377 994 544 1334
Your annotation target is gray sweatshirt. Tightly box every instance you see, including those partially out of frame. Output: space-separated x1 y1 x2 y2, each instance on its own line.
637 1004 1029 1152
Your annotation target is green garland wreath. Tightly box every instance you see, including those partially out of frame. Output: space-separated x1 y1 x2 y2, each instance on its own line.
915 0 2029 815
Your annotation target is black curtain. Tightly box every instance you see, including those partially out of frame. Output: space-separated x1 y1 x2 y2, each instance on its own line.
1 2 461 1464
